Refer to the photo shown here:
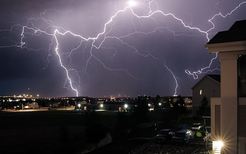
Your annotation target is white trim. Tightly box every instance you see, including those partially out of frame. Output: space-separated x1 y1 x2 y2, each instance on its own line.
206 41 246 53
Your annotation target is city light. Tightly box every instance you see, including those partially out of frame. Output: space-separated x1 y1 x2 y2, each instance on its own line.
100 103 104 108
124 104 128 109
149 108 154 111
24 105 29 109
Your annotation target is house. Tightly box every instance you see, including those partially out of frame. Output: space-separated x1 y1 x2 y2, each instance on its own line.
192 74 220 115
206 20 246 154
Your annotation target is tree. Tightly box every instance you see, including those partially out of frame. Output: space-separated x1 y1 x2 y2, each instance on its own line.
197 96 210 116
173 96 186 113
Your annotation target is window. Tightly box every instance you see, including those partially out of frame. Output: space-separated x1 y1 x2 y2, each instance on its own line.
200 89 203 95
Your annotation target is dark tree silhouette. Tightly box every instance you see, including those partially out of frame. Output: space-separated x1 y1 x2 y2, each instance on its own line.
197 96 210 116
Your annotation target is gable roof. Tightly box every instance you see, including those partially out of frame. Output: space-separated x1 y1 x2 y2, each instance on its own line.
207 74 220 82
207 20 246 44
192 74 220 89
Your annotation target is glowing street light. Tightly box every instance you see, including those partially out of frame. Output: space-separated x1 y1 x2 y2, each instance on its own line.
127 0 138 8
124 104 129 109
100 103 104 108
213 140 224 154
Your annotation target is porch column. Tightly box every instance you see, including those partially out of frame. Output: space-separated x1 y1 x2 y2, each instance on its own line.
219 52 239 154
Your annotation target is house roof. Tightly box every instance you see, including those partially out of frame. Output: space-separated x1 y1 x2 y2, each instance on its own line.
192 74 220 89
207 20 246 44
207 74 220 82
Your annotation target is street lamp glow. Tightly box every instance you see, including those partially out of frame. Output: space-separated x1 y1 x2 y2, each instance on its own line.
100 104 104 108
127 0 138 8
213 140 224 154
124 104 128 109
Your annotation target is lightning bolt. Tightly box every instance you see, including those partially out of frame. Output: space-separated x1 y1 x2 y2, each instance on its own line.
164 65 178 96
184 1 246 79
131 1 246 80
17 7 135 97
1 0 246 96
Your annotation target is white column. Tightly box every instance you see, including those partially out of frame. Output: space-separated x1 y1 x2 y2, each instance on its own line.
219 52 239 154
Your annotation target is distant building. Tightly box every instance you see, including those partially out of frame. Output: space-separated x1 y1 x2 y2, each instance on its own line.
183 97 192 109
192 74 220 115
206 20 246 154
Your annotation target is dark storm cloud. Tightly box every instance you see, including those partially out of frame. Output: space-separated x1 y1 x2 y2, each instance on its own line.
0 0 246 97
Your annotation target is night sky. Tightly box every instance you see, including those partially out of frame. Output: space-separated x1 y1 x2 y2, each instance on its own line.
0 0 246 97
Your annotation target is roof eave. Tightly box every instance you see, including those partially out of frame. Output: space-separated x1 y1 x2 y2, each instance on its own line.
205 40 246 53
207 76 220 84
192 75 220 90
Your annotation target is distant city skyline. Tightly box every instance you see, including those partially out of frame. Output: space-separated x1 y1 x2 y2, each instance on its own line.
0 0 246 97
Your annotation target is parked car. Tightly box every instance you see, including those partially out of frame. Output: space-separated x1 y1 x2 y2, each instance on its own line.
13 105 22 110
171 124 194 143
192 123 207 138
191 123 204 131
203 126 212 148
155 128 173 143
203 126 211 142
